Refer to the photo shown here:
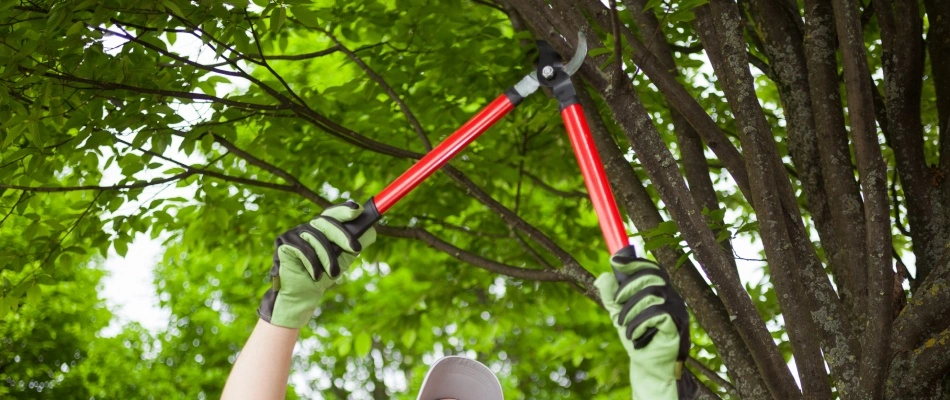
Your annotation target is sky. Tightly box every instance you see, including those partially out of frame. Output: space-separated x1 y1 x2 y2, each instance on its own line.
99 235 171 336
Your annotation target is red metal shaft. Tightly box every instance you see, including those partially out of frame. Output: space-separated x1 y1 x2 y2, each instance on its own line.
374 95 516 213
561 103 629 254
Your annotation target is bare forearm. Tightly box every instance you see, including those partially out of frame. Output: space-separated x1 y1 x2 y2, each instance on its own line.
222 319 299 400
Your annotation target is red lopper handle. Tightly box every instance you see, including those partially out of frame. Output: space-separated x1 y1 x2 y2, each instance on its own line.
561 103 629 254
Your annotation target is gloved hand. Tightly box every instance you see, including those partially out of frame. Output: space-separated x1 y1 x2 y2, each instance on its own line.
258 201 377 329
594 245 697 400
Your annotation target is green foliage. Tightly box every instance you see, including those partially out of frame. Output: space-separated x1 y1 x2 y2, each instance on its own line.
0 0 636 397
2 0 931 398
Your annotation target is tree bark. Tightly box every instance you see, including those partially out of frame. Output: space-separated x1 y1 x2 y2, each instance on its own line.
693 2 837 397
876 0 948 292
885 326 950 398
593 71 801 400
830 0 896 397
569 0 756 204
925 0 950 227
578 86 771 399
625 0 740 279
745 0 853 328
801 0 870 320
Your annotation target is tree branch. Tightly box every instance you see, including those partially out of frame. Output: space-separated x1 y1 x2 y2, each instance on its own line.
624 0 739 275
178 124 589 293
520 170 587 198
571 0 755 203
41 70 289 111
830 0 896 396
0 190 28 229
0 172 194 193
310 23 433 150
875 0 946 288
509 2 795 396
687 357 739 399
801 0 872 326
377 225 571 283
440 165 599 300
693 3 830 397
669 43 704 54
892 166 912 237
746 51 772 79
213 144 329 209
159 14 418 159
13 191 104 290
892 261 950 355
885 326 950 398
575 81 771 398
608 0 624 87
471 0 506 12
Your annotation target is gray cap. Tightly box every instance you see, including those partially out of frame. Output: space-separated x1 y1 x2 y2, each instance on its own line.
416 356 504 400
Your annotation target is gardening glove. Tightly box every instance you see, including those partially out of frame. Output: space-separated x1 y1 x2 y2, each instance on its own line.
258 201 377 329
594 245 697 400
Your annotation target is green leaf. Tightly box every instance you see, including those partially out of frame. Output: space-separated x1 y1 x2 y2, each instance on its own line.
200 133 214 153
354 332 371 358
291 6 320 26
644 235 681 252
337 336 352 357
400 329 416 348
677 0 709 11
66 21 85 37
160 0 184 16
644 0 665 11
270 7 286 33
587 47 613 58
513 30 534 40
633 220 678 238
114 239 128 257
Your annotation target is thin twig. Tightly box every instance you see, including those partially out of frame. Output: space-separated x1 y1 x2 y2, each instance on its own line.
413 215 508 239
892 247 914 283
0 172 194 192
630 0 674 82
471 0 506 12
244 11 315 119
522 170 588 198
378 225 569 282
0 191 28 228
669 43 704 53
891 166 911 236
13 191 103 289
747 51 772 79
42 70 288 111
686 357 739 398
513 233 555 270
608 0 624 87
301 19 433 150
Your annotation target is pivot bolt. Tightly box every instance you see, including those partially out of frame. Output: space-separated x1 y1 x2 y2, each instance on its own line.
541 66 555 79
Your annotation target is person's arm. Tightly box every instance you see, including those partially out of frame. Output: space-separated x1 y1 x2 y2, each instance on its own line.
221 320 299 400
595 245 698 400
221 202 377 399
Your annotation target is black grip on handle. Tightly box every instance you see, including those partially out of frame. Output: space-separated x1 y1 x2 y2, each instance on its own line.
342 198 381 239
611 245 639 284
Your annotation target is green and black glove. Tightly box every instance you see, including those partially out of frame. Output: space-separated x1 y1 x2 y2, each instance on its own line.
258 201 377 329
594 245 697 400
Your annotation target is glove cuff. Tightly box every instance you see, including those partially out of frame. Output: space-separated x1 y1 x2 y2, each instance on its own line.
677 371 700 400
257 287 278 324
